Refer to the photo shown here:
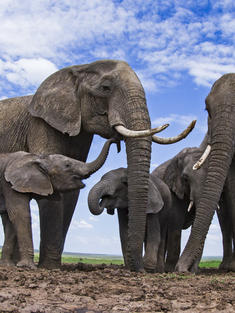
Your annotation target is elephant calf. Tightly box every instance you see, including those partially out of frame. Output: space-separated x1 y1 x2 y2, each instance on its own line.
0 138 116 269
88 167 173 272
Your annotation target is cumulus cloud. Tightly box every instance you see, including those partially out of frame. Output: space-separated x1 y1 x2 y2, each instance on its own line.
0 58 58 88
0 0 235 94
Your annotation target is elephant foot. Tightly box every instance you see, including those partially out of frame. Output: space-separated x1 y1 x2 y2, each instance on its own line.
227 259 235 272
17 259 37 270
143 260 157 273
38 260 61 269
219 259 232 271
175 262 190 273
165 263 175 273
0 259 15 267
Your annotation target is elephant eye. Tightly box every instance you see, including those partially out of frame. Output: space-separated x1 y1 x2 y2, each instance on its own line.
101 85 111 92
182 173 189 182
100 80 112 93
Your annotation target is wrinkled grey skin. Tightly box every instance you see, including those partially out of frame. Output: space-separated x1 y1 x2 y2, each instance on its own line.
0 60 152 271
161 136 233 272
176 73 235 272
88 146 207 273
88 167 172 272
0 139 114 269
159 146 207 272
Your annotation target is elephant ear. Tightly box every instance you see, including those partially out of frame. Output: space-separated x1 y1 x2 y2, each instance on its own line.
28 66 83 136
146 178 164 214
5 153 53 196
163 149 188 199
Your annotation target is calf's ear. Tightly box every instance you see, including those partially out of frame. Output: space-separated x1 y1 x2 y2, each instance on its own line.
146 178 164 214
5 155 53 196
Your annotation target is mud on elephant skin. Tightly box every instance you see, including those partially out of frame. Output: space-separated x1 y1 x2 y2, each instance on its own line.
0 139 115 269
0 60 195 271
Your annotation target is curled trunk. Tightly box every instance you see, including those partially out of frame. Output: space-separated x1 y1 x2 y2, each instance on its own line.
88 182 108 215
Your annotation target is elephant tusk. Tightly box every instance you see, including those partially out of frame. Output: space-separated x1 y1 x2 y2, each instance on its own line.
193 145 211 170
114 124 169 138
152 120 196 144
217 204 220 210
187 200 194 212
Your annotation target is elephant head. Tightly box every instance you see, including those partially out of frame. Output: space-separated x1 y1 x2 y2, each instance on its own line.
163 147 207 216
28 60 195 271
88 167 164 216
5 139 116 196
176 73 235 272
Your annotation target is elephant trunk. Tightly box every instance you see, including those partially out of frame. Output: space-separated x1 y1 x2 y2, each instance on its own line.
125 136 151 271
88 181 108 215
177 119 234 271
79 139 115 178
120 87 152 271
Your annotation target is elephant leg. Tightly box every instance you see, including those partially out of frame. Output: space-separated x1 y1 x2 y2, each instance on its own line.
117 208 129 268
189 251 202 273
38 198 64 269
156 224 167 273
143 214 161 272
62 190 80 245
223 165 235 271
217 194 233 270
0 214 17 266
4 192 35 269
165 229 181 272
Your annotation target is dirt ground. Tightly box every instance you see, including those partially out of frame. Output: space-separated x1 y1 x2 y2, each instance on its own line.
0 263 234 313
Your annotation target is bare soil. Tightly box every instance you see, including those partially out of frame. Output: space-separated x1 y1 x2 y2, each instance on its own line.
0 263 234 313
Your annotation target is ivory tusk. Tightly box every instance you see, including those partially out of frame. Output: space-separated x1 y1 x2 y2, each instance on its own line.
188 200 194 212
152 120 196 144
193 145 211 170
114 123 169 138
217 204 220 210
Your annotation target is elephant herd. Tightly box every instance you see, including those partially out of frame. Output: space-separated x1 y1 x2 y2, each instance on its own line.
0 59 234 273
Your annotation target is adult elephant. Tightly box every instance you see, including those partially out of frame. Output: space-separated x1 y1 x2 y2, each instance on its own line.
176 73 235 272
0 60 195 271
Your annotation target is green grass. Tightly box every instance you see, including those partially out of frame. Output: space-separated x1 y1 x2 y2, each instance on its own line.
61 254 124 265
0 250 221 268
199 260 221 268
32 252 124 265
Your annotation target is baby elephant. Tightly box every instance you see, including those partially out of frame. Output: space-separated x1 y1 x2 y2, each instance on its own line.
88 167 172 272
0 138 116 269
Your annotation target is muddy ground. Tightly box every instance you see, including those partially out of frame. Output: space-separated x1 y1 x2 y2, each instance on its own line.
0 263 234 313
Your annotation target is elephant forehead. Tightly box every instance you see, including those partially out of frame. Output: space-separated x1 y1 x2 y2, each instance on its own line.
102 168 127 180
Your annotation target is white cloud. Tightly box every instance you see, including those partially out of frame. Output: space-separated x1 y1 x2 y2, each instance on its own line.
153 114 197 128
0 1 234 94
71 219 93 230
0 58 58 88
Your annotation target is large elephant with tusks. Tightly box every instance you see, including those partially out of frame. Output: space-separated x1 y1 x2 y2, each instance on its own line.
176 73 235 272
0 60 195 271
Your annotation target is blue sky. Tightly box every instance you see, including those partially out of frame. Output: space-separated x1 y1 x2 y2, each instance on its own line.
1 0 235 256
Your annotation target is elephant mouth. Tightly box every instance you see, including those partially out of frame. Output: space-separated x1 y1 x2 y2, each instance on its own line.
72 175 86 189
99 196 112 209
